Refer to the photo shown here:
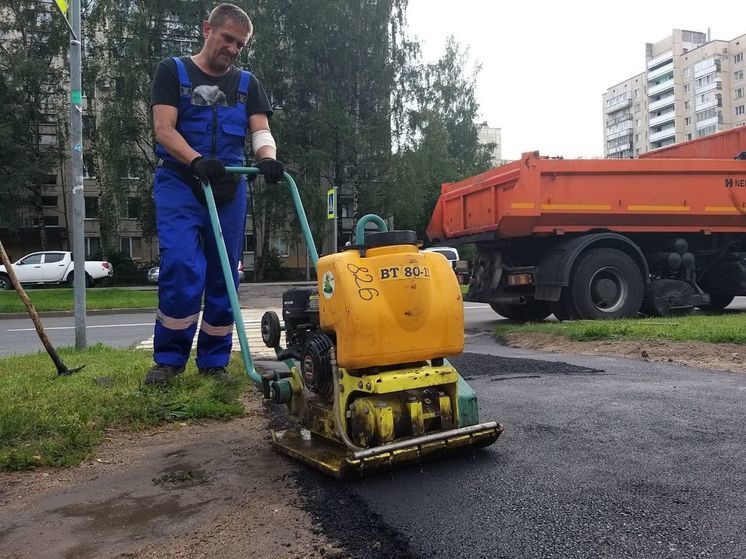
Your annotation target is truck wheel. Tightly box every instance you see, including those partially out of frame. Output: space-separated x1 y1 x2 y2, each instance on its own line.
570 248 643 319
0 275 10 290
490 300 551 322
707 294 734 310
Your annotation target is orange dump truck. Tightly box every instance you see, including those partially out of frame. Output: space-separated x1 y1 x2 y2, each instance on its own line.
426 127 746 320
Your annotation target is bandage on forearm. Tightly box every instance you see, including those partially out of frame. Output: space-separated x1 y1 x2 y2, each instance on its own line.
251 129 276 154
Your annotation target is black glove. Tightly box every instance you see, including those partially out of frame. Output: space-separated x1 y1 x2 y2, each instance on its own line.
256 157 285 184
190 156 226 185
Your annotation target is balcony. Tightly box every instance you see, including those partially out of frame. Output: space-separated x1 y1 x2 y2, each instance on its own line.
649 111 676 127
648 95 675 112
648 62 674 81
605 97 631 114
648 78 675 96
694 80 722 95
696 115 723 129
647 50 673 70
650 127 676 143
608 143 632 156
605 128 633 141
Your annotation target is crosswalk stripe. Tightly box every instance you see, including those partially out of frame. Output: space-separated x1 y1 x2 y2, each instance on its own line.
135 308 282 360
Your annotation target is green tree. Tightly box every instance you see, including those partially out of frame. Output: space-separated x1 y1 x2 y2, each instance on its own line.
383 36 494 237
0 1 69 248
84 0 206 253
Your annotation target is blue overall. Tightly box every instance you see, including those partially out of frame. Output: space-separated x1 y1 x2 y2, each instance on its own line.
153 57 250 369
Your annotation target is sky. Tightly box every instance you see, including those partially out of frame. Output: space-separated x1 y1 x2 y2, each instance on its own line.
406 0 745 160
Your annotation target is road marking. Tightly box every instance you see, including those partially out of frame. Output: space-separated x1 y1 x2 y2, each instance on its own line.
8 323 153 332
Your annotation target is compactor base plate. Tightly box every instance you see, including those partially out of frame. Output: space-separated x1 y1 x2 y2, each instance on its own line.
272 423 503 479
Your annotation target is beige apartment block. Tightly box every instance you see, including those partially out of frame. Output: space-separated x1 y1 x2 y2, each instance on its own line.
477 125 504 166
603 29 746 158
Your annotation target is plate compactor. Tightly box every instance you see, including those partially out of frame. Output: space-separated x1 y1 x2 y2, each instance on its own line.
205 167 502 479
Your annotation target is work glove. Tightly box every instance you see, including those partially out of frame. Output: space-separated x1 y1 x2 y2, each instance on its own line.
190 156 226 185
256 157 285 184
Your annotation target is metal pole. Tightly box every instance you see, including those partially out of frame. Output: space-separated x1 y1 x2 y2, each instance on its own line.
333 186 338 254
70 0 86 349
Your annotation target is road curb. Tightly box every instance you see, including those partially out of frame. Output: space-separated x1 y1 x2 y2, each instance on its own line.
0 308 158 320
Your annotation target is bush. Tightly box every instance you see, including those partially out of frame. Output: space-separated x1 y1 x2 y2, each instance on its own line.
106 251 153 285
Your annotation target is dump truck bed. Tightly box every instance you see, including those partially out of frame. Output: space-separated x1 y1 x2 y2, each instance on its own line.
427 152 746 242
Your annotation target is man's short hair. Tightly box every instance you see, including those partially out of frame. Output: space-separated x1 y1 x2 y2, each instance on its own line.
208 4 253 35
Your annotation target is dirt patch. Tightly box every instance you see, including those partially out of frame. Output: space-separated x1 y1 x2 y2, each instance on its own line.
0 389 346 559
501 332 746 374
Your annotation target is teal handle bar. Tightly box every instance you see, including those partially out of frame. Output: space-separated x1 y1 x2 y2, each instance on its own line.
203 168 319 385
355 214 388 244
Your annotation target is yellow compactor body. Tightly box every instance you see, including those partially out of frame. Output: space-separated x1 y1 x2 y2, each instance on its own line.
264 230 502 478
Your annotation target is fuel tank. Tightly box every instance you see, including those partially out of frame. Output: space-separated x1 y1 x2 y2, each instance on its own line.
317 231 464 369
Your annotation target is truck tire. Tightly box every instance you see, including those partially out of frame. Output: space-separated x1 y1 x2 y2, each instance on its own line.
707 294 735 310
570 248 643 319
490 300 551 322
0 274 10 290
67 273 94 288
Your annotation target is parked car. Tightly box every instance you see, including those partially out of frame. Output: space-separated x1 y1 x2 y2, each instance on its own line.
0 251 113 290
147 261 245 284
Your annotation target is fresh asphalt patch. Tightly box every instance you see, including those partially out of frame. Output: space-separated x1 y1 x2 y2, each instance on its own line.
451 351 606 380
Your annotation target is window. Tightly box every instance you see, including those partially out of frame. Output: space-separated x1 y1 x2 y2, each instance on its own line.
244 235 256 252
685 100 690 109
122 157 141 179
686 133 693 141
84 196 99 218
83 154 96 178
39 134 57 146
120 237 143 259
44 253 65 264
736 88 745 100
684 84 690 93
735 52 744 63
41 196 57 206
683 67 690 78
735 70 744 81
43 215 59 226
85 237 101 259
271 236 289 258
45 174 57 185
685 117 691 126
19 254 42 265
126 198 141 219
737 105 745 116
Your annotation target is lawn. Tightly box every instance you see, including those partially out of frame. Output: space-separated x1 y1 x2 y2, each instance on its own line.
0 288 157 313
0 345 251 471
493 310 746 344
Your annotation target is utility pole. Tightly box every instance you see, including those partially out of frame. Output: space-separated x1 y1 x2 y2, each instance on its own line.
66 0 87 349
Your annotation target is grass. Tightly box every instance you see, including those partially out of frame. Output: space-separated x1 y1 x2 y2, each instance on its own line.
0 288 157 313
0 344 251 471
493 310 746 344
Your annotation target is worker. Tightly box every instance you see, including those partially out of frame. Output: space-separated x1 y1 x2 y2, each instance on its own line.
145 3 283 386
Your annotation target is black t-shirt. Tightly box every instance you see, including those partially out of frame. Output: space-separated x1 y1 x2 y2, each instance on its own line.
150 56 273 117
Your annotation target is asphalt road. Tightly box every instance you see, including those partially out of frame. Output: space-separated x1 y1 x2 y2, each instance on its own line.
332 338 746 559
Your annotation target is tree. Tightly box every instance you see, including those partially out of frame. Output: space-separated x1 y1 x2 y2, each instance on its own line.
84 0 206 253
0 1 70 248
382 36 495 237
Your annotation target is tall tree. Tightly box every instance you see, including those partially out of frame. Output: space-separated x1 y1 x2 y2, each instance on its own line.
382 37 495 237
0 1 70 247
84 0 206 253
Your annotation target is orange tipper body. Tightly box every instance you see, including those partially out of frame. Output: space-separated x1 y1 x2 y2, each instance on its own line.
427 128 746 242
317 244 464 369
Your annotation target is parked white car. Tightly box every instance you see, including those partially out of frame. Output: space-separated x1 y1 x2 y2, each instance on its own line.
0 251 113 290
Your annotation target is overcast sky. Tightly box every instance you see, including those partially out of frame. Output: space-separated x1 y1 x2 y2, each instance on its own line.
407 0 745 160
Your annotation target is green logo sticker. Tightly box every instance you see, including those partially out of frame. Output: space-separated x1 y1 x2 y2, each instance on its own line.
322 271 335 299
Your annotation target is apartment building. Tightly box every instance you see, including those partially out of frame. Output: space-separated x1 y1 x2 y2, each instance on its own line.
477 125 504 166
603 29 746 158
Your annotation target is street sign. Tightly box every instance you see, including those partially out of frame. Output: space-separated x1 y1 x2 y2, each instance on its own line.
327 188 336 220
